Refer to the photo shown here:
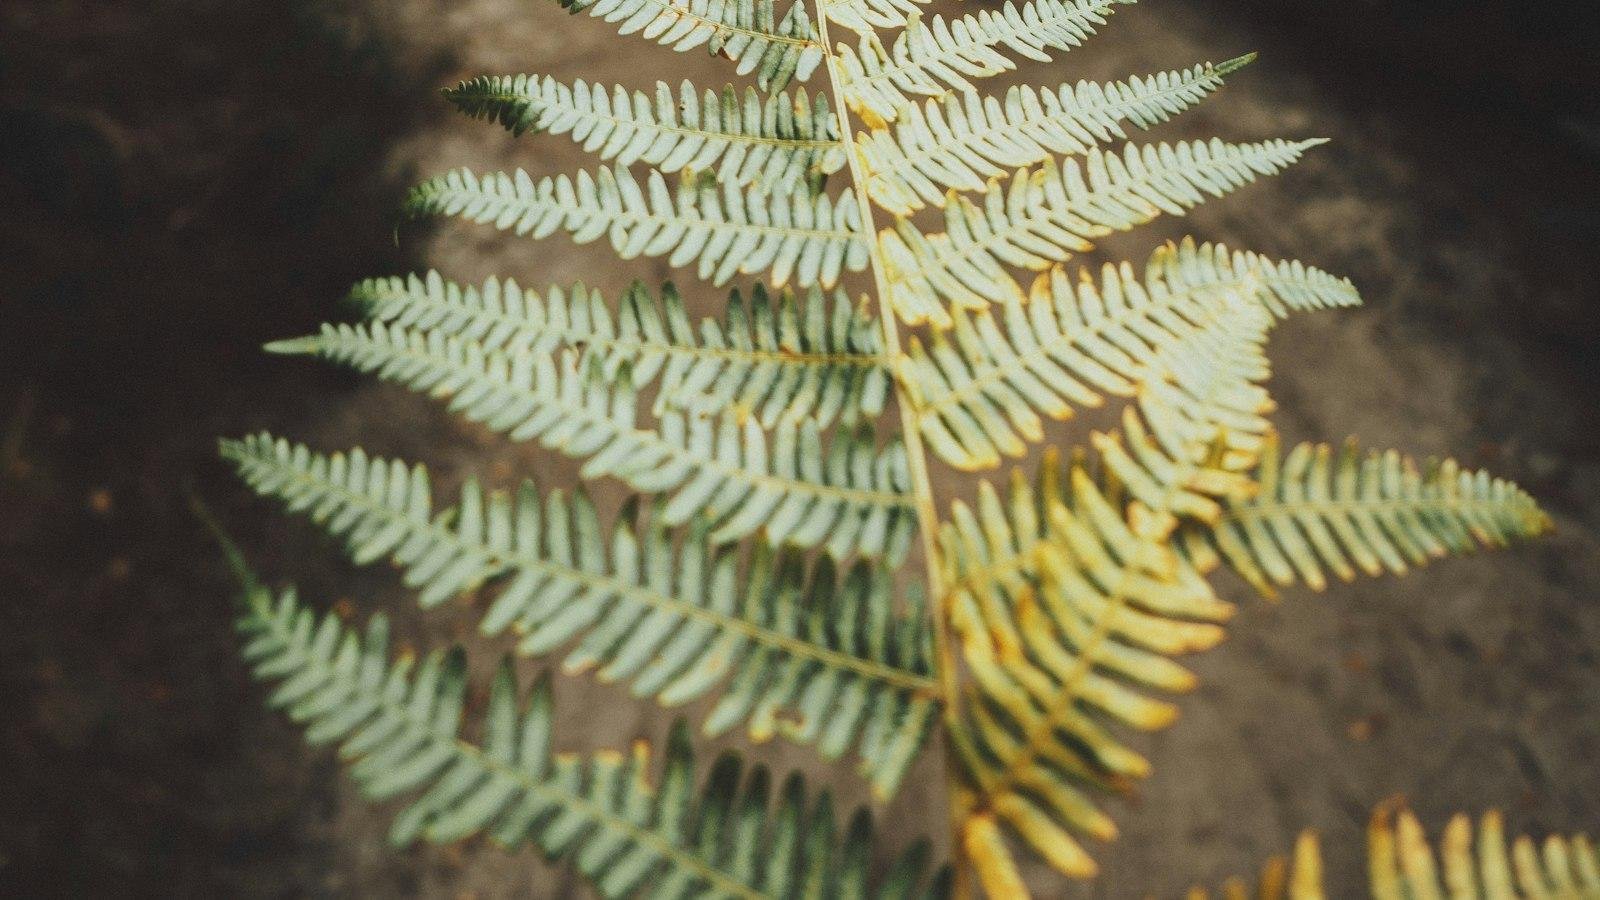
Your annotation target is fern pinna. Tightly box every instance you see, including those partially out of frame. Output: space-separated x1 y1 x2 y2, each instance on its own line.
218 0 1553 895
1189 801 1600 899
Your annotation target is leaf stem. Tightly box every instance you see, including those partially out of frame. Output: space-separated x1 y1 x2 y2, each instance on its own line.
809 6 970 896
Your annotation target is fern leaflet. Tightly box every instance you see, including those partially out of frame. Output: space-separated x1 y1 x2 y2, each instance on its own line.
222 435 937 794
818 0 925 34
340 272 890 428
860 58 1251 215
1367 803 1600 900
444 76 844 196
934 292 1282 888
235 580 948 898
266 328 915 560
833 0 1132 126
902 239 1361 470
405 166 868 290
556 0 822 91
1182 432 1553 597
879 138 1325 326
1191 802 1600 899
941 447 1233 889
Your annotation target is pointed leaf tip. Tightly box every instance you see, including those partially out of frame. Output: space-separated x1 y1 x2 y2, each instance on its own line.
263 337 321 355
1215 52 1258 75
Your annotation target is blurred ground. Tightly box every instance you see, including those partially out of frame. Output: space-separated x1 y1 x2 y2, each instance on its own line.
1 0 1598 895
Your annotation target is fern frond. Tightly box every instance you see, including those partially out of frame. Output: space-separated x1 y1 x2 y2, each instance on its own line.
1182 432 1552 598
1367 803 1600 900
222 434 937 794
1185 830 1323 899
834 0 1132 126
818 0 925 34
1193 803 1600 899
860 58 1252 216
403 166 869 290
941 448 1235 887
880 138 1324 327
903 239 1360 470
214 0 1567 887
263 328 915 559
341 272 890 428
556 0 822 92
443 76 845 196
235 582 948 897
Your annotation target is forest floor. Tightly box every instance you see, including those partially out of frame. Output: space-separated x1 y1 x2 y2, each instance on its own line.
2 0 1598 895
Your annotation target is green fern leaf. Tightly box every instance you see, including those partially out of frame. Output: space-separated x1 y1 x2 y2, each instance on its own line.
903 239 1361 470
880 138 1324 327
556 0 822 92
248 322 918 560
1181 432 1552 598
403 166 869 290
442 76 845 195
234 581 948 897
860 58 1252 215
221 436 937 793
834 0 1132 126
343 272 890 428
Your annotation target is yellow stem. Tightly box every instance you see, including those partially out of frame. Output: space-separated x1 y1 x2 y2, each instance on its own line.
808 7 971 897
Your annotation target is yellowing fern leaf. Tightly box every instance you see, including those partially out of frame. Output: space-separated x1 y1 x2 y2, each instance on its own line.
1190 801 1600 899
942 449 1233 888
